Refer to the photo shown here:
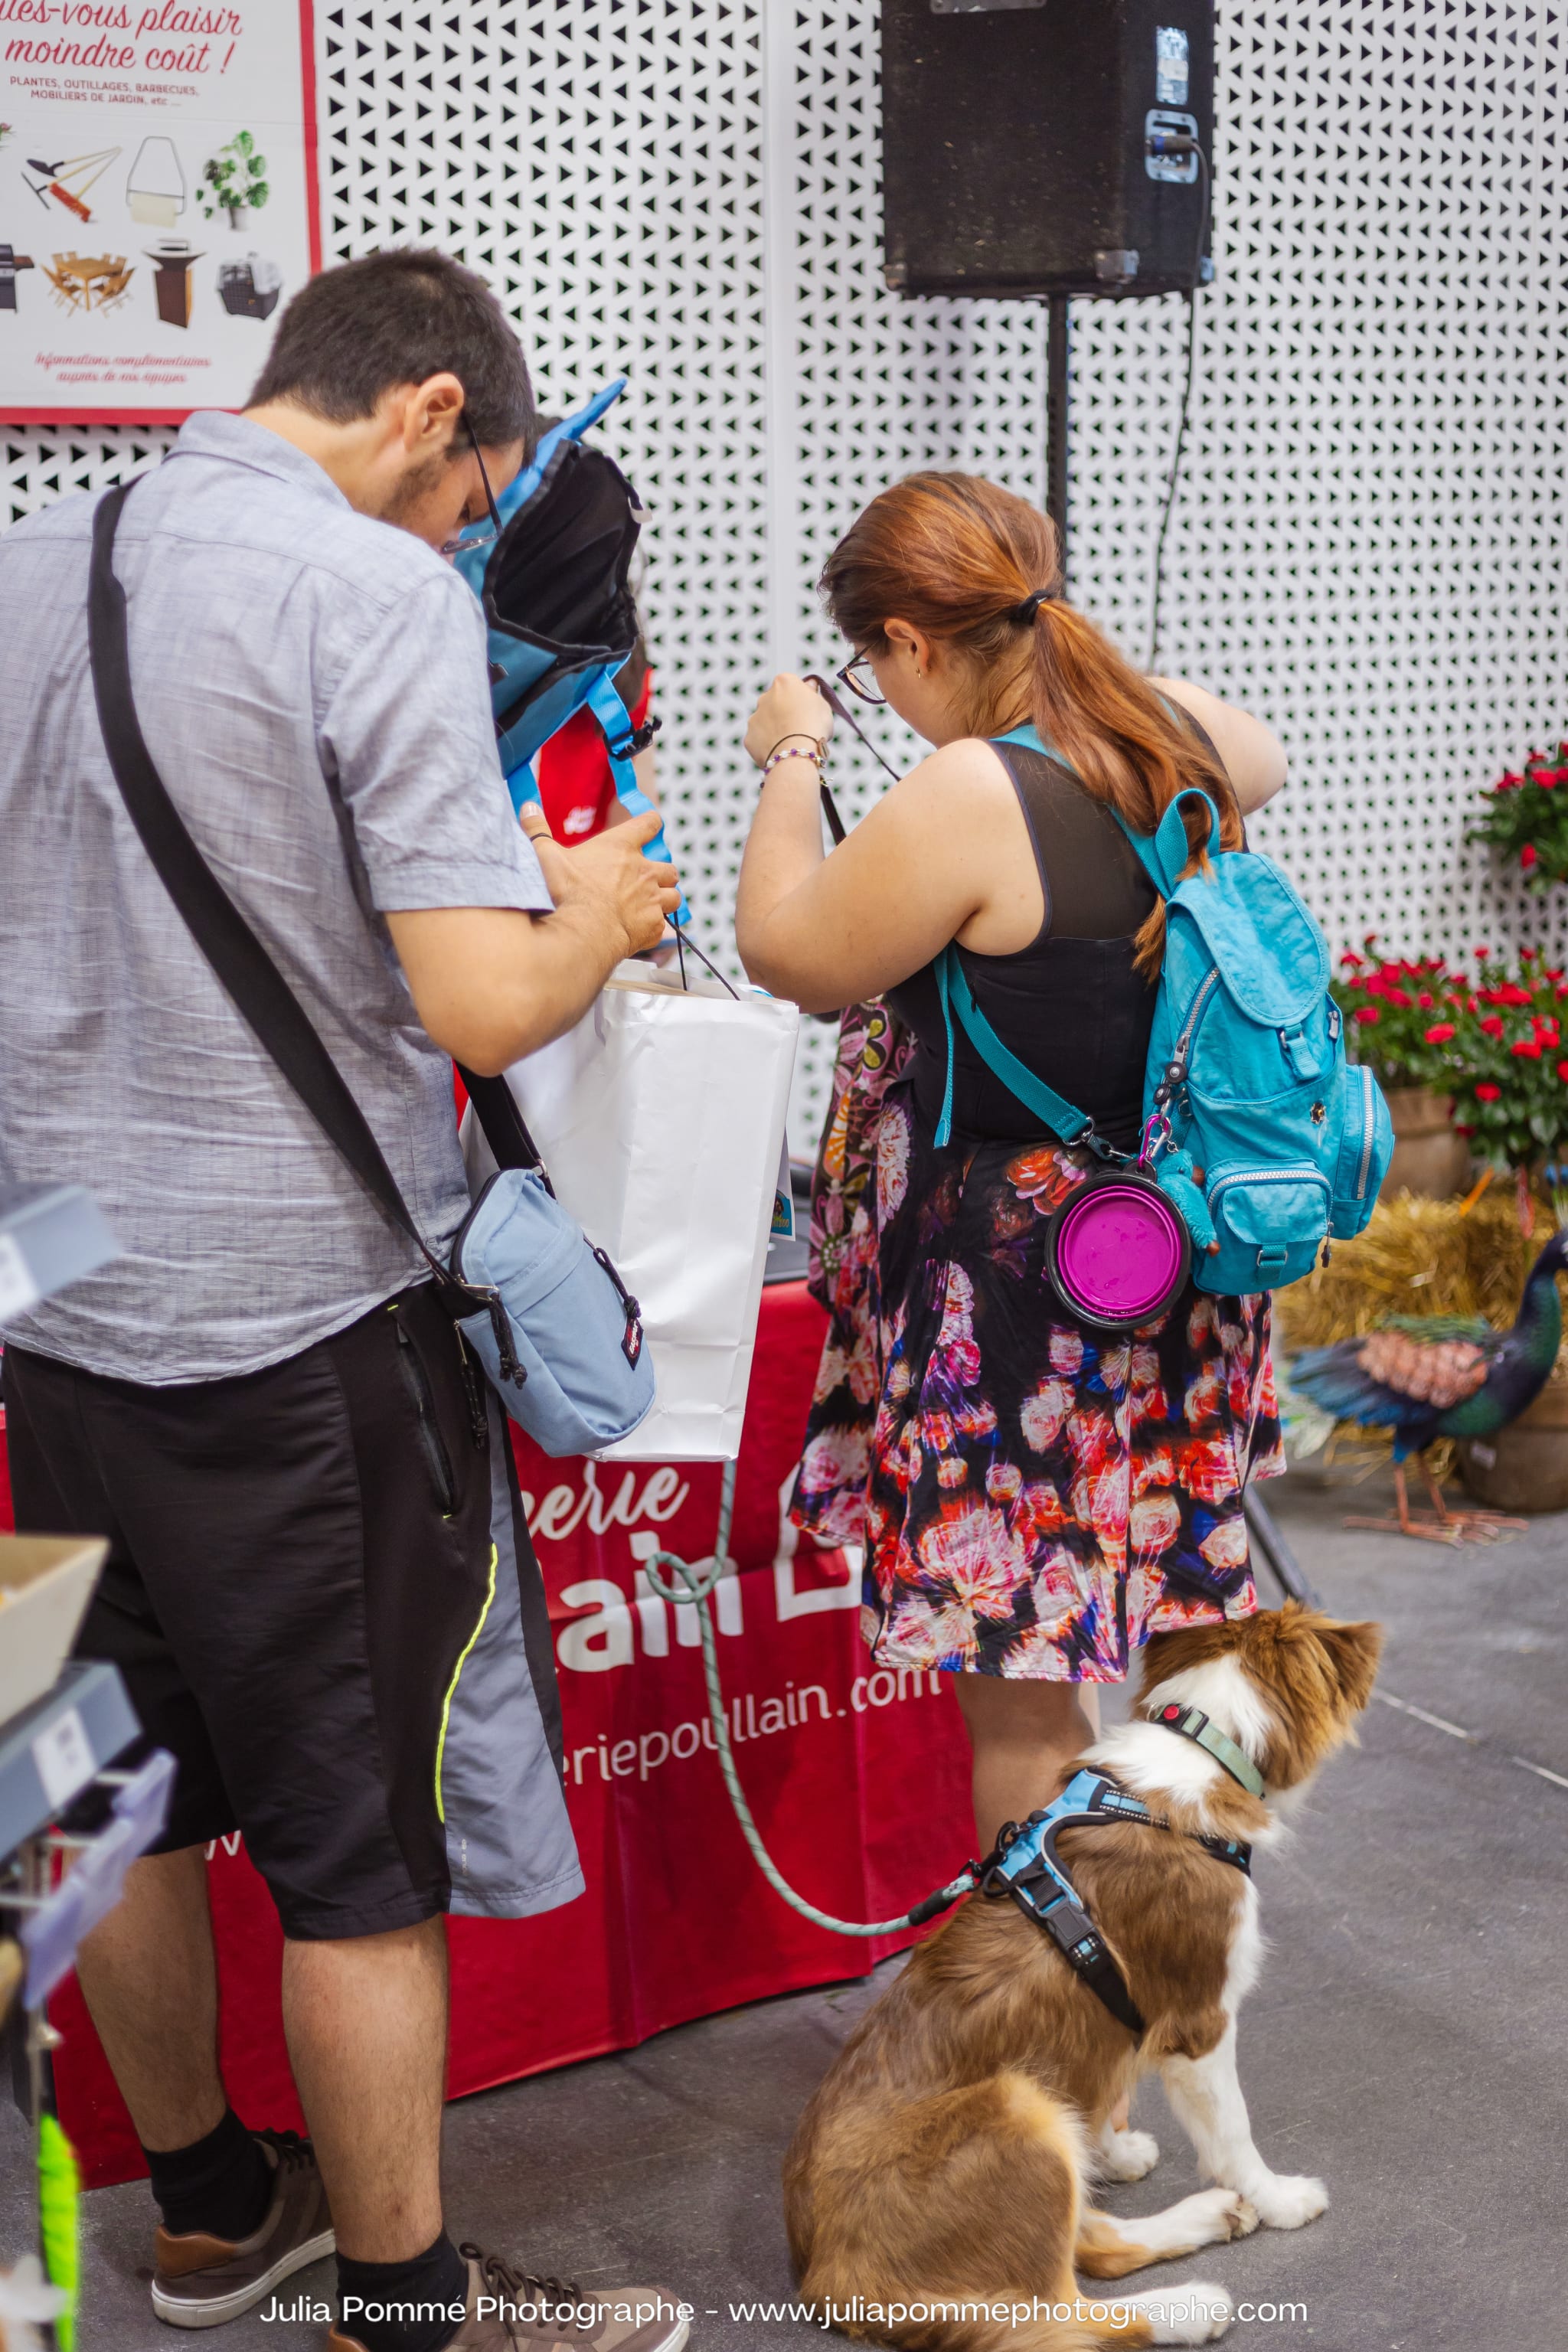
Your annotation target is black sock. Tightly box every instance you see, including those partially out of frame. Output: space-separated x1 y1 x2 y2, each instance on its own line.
142 2107 273 2243
336 2233 469 2352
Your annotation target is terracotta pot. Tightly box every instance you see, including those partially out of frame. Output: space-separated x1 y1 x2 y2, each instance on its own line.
1380 1086 1471 1201
1457 1377 1568 1514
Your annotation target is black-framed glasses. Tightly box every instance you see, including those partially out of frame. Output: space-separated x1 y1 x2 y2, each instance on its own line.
440 414 505 559
835 648 887 707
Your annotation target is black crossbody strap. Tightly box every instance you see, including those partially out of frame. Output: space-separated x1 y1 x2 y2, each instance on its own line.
87 479 514 1295
457 1065 545 1178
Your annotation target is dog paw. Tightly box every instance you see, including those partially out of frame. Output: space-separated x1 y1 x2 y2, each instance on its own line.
1249 2172 1328 2230
1210 2189 1259 2241
1099 2124 1161 2180
1147 2281 1233 2343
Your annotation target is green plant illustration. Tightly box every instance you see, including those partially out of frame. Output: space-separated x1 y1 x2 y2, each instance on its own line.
199 129 270 223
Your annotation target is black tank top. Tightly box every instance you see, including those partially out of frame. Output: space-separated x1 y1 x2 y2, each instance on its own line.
886 734 1158 1155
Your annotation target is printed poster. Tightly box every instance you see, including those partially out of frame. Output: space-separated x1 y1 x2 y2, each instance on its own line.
0 0 318 421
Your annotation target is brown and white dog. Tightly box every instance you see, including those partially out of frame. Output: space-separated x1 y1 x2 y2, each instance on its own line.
783 1605 1382 2351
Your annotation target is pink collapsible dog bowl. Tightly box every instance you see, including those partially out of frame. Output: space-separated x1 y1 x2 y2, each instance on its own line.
1044 1169 1191 1333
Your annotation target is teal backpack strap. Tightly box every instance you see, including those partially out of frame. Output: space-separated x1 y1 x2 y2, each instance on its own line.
1112 786 1220 898
933 946 1094 1151
583 669 688 924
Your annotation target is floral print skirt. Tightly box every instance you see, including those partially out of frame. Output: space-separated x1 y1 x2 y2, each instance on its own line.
791 1078 1285 1684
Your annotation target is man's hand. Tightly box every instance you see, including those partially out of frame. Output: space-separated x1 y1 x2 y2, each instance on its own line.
384 812 681 1077
531 808 678 957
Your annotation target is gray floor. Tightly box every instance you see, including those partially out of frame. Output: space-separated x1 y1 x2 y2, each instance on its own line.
4 1464 1566 2349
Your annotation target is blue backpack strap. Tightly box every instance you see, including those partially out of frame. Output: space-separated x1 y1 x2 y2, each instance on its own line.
998 710 1219 900
583 669 688 926
933 943 1093 1150
1113 787 1220 898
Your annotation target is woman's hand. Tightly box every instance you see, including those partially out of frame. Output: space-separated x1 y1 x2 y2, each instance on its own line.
743 673 834 770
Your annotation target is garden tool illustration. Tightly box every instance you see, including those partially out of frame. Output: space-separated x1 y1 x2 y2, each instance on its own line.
24 149 120 224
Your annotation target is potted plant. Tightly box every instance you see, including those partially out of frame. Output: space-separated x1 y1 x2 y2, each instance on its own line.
1333 939 1471 1198
1419 947 1568 1510
1423 946 1568 1215
1468 739 1568 887
198 131 269 229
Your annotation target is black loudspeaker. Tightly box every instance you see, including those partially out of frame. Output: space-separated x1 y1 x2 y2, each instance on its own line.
881 0 1214 299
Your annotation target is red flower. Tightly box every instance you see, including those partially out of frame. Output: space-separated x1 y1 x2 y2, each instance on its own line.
1419 992 1434 1009
1472 945 1491 959
1521 843 1539 869
1560 1063 1568 1083
1383 986 1413 1007
1338 949 1364 968
1480 1015 1505 1038
1423 1023 1456 1043
1455 1122 1476 1137
1353 1005 1380 1024
1475 1083 1501 1102
1511 1039 1542 1059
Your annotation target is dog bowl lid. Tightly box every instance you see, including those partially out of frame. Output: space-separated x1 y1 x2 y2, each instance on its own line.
1052 1181 1185 1322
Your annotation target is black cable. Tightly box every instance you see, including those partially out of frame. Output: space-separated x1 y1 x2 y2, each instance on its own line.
1148 142 1210 675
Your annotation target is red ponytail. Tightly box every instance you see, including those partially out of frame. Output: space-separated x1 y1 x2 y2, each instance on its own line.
819 471 1240 973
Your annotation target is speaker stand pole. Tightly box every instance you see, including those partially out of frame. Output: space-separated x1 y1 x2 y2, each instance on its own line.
1045 293 1070 586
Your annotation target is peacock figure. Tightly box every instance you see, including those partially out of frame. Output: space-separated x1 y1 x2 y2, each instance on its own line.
1289 1225 1568 1544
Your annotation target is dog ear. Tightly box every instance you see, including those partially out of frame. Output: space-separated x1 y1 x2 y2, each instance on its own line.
1318 1619 1383 1716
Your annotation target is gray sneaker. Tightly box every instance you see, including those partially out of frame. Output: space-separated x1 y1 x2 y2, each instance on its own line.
329 2246 689 2352
151 2128 334 2328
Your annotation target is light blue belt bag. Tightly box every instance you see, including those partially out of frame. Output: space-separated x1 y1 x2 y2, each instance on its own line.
449 1069 655 1455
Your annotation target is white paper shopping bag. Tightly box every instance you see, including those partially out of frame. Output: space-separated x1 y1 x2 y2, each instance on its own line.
466 962 799 1461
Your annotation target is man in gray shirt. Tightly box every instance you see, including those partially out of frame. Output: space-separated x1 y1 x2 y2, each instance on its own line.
0 251 683 2352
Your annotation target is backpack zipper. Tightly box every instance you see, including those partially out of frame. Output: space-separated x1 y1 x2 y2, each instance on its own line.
1164 968 1221 1096
1207 1162 1331 1207
1175 969 1220 1060
1354 1066 1376 1200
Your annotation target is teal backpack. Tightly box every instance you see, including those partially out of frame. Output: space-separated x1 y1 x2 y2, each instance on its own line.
936 724 1393 1297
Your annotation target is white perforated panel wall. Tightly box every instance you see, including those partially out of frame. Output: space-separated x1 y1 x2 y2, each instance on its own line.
6 2 1566 1145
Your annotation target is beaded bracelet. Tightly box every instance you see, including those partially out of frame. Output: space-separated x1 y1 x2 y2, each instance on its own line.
761 740 825 782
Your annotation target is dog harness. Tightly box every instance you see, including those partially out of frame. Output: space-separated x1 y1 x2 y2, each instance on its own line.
980 1756 1256 2041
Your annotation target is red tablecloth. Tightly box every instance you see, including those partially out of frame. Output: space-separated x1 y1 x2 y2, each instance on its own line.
1 1282 975 2188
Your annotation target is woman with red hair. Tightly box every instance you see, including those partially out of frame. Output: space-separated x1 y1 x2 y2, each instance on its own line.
736 472 1289 1851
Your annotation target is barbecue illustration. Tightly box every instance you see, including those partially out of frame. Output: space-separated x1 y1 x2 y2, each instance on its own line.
0 246 35 312
145 238 204 325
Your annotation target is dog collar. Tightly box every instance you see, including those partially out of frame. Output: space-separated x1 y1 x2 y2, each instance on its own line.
1151 1701 1266 1798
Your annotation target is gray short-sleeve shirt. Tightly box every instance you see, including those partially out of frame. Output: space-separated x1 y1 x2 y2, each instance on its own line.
0 411 551 1383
